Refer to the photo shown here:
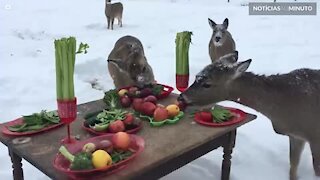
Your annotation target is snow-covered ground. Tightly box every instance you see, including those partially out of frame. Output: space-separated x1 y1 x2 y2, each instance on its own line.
1 0 320 179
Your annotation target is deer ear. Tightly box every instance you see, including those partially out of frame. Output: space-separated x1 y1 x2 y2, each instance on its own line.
208 18 217 29
223 18 229 29
233 59 252 79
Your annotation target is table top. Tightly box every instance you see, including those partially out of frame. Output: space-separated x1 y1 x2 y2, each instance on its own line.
0 94 256 180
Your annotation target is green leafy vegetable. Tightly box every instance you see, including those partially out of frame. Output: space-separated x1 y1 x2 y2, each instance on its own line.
151 84 164 96
76 42 89 54
59 146 93 170
103 89 121 109
176 31 192 75
111 150 133 164
211 106 233 123
8 110 60 132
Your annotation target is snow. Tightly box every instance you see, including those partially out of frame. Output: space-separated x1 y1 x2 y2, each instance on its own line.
1 0 320 179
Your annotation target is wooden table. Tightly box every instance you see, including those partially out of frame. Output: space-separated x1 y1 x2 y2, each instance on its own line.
0 94 256 180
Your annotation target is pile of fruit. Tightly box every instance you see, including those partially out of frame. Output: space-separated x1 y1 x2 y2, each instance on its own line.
84 110 140 133
59 132 135 170
117 85 164 108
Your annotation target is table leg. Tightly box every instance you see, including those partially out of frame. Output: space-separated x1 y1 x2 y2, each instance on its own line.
221 130 236 180
8 148 24 180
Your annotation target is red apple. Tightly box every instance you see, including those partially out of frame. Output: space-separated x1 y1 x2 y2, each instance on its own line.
112 132 131 150
140 88 152 97
123 113 134 125
108 120 125 133
144 95 157 104
128 87 138 97
120 95 132 108
141 102 157 116
132 98 144 112
198 112 213 122
153 107 169 121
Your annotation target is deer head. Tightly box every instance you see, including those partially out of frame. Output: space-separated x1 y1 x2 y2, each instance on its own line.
208 18 230 46
178 51 251 106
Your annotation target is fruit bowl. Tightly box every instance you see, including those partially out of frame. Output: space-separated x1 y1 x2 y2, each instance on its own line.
53 134 144 179
121 84 174 99
194 107 247 127
82 111 142 135
138 111 184 127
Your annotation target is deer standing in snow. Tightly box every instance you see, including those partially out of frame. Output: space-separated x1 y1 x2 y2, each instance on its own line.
208 18 236 62
105 0 123 30
178 52 320 180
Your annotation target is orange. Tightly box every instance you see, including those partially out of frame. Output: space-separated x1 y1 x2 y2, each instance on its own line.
166 104 180 118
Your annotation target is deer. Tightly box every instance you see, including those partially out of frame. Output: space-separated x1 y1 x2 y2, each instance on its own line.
178 52 320 180
208 18 236 62
107 35 155 89
105 0 123 30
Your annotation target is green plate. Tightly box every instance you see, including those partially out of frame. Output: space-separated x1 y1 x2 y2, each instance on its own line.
138 111 184 127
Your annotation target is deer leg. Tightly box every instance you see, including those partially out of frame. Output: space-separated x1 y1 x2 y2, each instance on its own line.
289 137 305 180
107 17 110 29
111 18 114 30
310 142 320 176
119 18 122 27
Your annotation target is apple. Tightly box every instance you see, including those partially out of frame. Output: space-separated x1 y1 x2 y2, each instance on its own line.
108 120 125 133
132 98 144 112
153 107 169 121
118 89 128 97
112 132 131 150
123 113 134 125
120 95 131 108
141 102 157 116
143 95 157 104
128 87 138 97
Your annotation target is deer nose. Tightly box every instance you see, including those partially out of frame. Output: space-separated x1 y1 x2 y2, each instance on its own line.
177 94 184 102
215 37 221 42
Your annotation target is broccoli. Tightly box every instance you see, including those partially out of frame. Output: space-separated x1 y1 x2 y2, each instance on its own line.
59 146 93 170
103 89 121 109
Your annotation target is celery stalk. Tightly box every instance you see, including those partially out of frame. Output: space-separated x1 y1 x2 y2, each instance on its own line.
55 37 87 100
176 31 192 75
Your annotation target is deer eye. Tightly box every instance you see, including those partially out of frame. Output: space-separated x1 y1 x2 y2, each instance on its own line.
202 82 211 88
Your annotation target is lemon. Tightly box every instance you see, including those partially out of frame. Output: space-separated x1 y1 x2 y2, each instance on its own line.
166 104 180 118
92 150 112 169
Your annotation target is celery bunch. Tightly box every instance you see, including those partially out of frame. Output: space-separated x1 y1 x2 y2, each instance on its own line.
55 37 89 100
175 31 192 75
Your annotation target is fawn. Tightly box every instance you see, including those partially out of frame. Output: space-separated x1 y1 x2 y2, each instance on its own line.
208 18 236 62
178 52 320 180
105 0 123 30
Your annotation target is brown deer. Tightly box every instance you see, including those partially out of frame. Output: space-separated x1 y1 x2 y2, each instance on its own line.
208 18 236 62
107 35 155 89
105 0 123 30
178 52 320 180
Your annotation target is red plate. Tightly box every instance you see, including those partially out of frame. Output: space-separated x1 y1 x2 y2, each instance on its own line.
53 134 145 179
82 121 142 135
122 83 174 99
1 118 64 136
194 107 247 127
